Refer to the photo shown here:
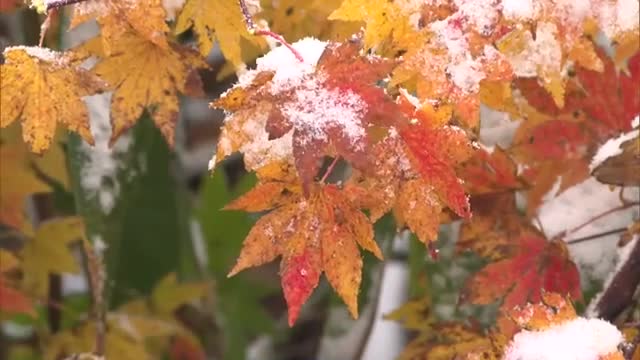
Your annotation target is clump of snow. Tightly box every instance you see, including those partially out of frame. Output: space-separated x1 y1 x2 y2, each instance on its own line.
590 117 640 171
504 317 623 360
80 93 133 214
236 37 327 91
501 0 539 20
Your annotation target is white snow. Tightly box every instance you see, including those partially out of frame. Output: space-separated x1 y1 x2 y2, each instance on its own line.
590 117 640 171
237 37 327 91
281 81 367 146
504 317 623 360
3 46 67 66
505 22 563 79
80 93 133 214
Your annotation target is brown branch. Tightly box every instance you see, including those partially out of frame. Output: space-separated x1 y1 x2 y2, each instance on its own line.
566 227 628 245
82 240 106 357
320 157 340 183
590 238 640 321
238 0 304 62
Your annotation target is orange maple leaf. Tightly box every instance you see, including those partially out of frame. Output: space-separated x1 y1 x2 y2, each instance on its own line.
226 182 382 326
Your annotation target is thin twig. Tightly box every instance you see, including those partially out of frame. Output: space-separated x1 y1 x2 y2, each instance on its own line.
320 157 340 183
238 0 304 62
562 202 639 239
82 240 106 357
38 9 57 47
566 227 628 245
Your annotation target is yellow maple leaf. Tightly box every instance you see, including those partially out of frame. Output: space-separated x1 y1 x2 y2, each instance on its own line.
0 143 51 230
21 217 85 298
70 0 169 54
74 31 207 146
175 0 266 66
0 46 105 154
150 273 209 316
328 0 412 53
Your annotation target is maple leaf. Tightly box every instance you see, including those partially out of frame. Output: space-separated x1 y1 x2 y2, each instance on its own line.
592 136 640 186
226 182 382 326
459 146 525 194
0 143 50 230
328 0 412 53
70 0 169 54
149 273 209 316
74 31 207 146
462 235 581 312
397 92 474 218
387 299 499 360
175 0 266 66
45 314 177 360
0 46 105 153
0 0 20 12
391 23 513 128
457 193 538 261
212 37 403 192
21 217 85 298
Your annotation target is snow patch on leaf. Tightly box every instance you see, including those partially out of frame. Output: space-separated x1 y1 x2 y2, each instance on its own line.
504 317 623 360
590 117 640 171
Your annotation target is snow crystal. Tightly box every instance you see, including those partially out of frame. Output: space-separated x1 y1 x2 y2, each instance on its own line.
80 93 133 214
504 317 623 360
590 118 639 171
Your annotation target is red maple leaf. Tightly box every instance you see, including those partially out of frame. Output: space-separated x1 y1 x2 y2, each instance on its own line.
461 235 581 311
396 92 474 218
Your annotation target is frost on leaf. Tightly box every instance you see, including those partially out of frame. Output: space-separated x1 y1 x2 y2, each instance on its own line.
226 182 382 326
0 47 105 154
70 0 170 54
73 31 207 146
212 37 404 192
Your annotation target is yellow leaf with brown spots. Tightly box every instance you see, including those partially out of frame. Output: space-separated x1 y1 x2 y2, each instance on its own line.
75 32 207 146
0 47 104 154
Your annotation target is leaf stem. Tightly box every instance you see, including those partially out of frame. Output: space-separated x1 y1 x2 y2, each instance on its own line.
320 157 340 183
238 0 304 62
